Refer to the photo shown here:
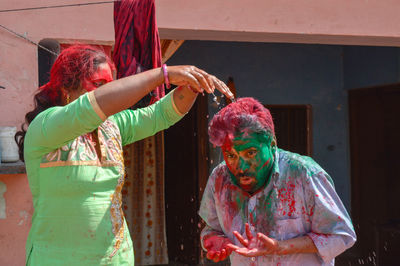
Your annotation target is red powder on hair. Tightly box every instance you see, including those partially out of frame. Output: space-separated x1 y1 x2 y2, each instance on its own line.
209 97 275 147
40 44 115 103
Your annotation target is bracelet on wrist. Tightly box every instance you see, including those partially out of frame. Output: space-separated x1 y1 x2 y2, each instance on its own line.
187 85 199 94
162 64 171 89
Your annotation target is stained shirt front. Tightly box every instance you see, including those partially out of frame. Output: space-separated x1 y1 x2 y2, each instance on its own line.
199 149 356 266
24 90 183 265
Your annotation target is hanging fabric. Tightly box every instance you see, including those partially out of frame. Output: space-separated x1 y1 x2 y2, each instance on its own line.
113 0 164 108
122 133 168 265
113 0 168 265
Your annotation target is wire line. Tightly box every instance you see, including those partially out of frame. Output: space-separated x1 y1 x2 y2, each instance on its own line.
0 1 114 13
0 24 59 56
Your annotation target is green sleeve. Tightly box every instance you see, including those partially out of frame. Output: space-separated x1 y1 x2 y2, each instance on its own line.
25 92 104 156
110 89 184 146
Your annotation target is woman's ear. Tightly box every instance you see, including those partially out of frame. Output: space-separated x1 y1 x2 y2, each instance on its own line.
61 88 70 105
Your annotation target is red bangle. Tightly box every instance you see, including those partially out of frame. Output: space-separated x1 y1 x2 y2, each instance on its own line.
187 85 199 94
162 64 171 89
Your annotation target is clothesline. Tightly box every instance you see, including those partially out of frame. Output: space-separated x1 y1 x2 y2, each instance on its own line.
0 1 115 13
0 1 119 55
0 24 58 56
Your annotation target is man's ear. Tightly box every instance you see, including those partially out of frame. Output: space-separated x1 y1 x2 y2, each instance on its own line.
270 138 277 156
271 138 277 147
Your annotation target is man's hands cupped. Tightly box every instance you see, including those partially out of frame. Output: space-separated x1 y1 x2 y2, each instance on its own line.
227 223 280 257
203 235 234 262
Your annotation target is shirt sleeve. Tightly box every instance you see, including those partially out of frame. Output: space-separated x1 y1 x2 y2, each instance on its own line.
25 92 105 154
110 89 184 146
198 167 227 250
303 168 357 263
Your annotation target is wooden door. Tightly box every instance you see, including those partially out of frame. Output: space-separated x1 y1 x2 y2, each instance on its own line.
265 105 313 156
164 93 209 265
349 84 400 265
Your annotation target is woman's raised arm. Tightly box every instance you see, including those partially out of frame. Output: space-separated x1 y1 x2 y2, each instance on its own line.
94 65 234 117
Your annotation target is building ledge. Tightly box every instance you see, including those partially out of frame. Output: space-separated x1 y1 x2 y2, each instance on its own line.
0 161 26 174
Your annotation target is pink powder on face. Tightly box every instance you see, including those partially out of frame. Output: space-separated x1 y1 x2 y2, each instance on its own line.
221 135 234 151
260 159 271 169
81 63 114 92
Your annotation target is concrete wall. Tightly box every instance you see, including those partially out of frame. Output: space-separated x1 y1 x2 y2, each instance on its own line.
0 1 114 264
2 1 400 127
167 40 400 211
157 0 400 46
2 1 400 264
0 0 114 128
0 175 33 266
343 46 400 89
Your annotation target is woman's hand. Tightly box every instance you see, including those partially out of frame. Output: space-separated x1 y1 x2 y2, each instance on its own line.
95 65 234 117
227 223 279 257
167 65 234 100
203 235 234 262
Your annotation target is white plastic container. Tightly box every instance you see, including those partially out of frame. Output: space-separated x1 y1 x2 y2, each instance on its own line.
0 127 19 163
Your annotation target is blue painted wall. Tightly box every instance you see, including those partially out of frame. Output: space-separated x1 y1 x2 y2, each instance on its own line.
343 46 400 90
167 41 400 210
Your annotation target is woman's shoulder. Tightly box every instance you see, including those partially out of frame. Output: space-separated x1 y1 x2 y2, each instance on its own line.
26 107 60 134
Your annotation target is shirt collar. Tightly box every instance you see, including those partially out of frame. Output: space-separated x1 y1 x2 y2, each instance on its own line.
270 147 281 178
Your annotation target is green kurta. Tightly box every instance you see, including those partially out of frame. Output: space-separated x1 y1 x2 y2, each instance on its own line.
24 90 183 265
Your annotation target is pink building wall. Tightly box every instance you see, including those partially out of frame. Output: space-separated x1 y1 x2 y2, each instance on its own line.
0 0 114 128
1 0 400 264
157 0 400 46
0 1 114 264
0 174 33 265
2 0 400 128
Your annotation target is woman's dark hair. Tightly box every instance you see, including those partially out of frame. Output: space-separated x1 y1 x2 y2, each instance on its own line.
15 44 115 161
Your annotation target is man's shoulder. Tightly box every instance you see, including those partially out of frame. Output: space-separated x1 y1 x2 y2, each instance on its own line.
277 149 324 175
210 162 229 178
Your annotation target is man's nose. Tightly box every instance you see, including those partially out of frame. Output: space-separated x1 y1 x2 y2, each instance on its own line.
238 157 250 172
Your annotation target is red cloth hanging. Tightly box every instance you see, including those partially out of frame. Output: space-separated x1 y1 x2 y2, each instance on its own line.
113 0 164 108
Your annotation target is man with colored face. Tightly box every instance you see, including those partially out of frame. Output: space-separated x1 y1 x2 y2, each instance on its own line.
223 132 275 195
199 98 356 265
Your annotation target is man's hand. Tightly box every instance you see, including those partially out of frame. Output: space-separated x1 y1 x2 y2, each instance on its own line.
203 235 233 262
227 223 279 257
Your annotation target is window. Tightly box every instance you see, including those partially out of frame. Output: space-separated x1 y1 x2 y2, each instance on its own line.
38 39 60 86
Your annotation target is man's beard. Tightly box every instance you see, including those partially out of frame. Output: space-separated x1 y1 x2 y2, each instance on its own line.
236 173 257 192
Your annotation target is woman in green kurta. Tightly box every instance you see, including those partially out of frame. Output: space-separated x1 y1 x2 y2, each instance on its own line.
16 45 234 265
